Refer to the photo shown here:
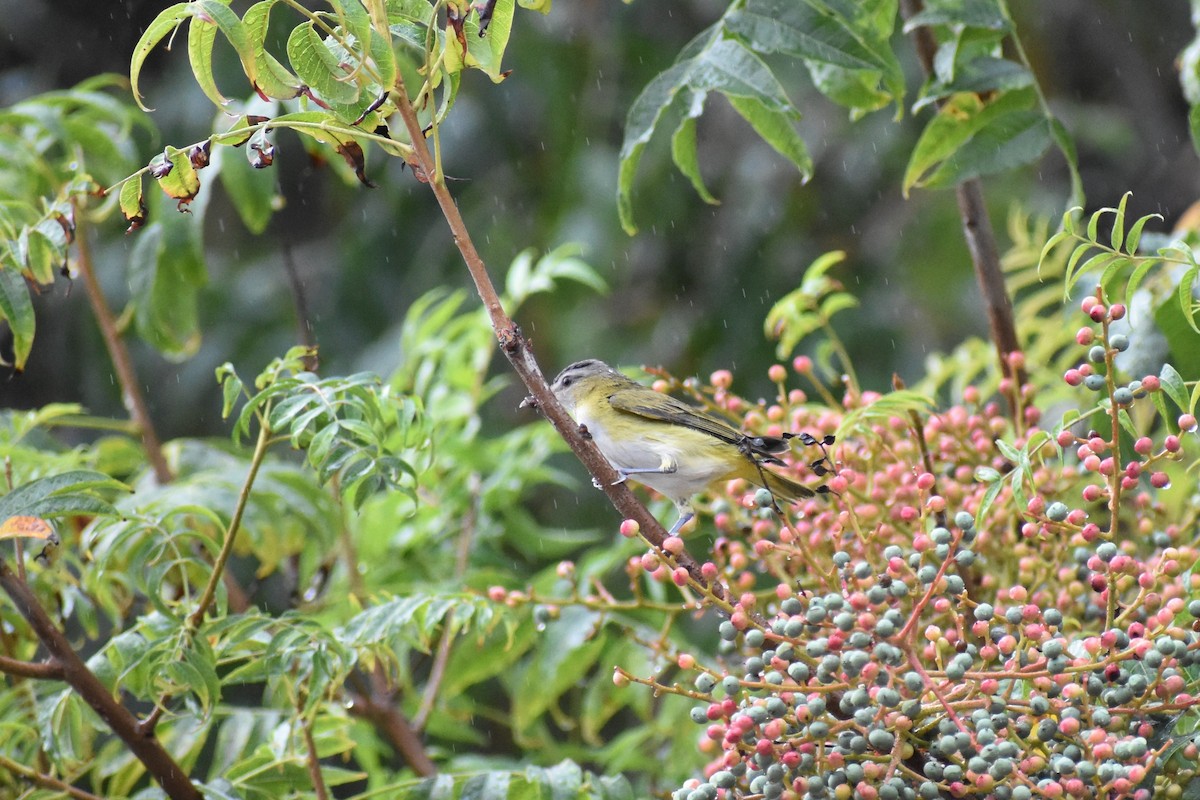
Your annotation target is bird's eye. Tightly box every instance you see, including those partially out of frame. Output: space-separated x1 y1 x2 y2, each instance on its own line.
561 377 573 387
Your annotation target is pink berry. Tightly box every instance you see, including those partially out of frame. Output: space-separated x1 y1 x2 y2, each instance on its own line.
768 364 787 383
1151 472 1170 488
1064 369 1083 386
1109 303 1126 320
620 519 641 538
1180 413 1197 432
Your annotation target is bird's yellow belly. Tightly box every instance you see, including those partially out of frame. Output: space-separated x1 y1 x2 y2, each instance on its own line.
577 408 738 504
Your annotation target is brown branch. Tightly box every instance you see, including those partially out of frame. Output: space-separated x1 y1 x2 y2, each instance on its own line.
0 754 104 800
388 73 731 606
74 211 173 484
414 473 480 731
301 713 331 800
0 559 201 800
280 241 319 372
900 0 1028 407
347 675 437 776
0 652 64 680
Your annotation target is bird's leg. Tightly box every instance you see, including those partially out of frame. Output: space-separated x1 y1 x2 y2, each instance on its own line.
667 510 694 536
612 455 678 485
667 499 695 535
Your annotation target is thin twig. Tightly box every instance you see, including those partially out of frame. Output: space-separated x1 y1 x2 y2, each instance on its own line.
414 473 481 730
280 241 319 372
388 71 732 605
0 754 104 800
187 420 272 629
0 558 201 800
0 653 64 680
73 208 173 484
301 711 331 800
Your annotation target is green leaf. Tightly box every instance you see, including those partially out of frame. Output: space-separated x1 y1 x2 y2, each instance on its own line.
904 0 1009 30
150 146 203 205
727 0 903 116
127 215 205 358
904 89 1051 193
214 134 279 234
443 0 514 82
670 114 718 205
0 470 127 521
130 3 193 110
914 56 1032 112
1159 363 1190 413
727 94 813 176
118 176 148 232
0 266 34 370
1155 289 1200 377
243 1 305 100
287 21 361 105
618 37 802 233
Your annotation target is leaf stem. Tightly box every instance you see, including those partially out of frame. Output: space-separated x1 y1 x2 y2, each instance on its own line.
187 418 271 629
74 206 173 484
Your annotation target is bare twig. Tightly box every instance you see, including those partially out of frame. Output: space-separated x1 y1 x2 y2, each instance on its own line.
301 712 331 800
0 558 201 800
73 210 173 484
900 0 1028 411
280 241 319 372
414 473 481 731
388 72 731 605
187 420 272 629
0 653 64 680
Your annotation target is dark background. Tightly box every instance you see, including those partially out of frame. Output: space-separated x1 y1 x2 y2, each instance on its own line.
1 0 1197 437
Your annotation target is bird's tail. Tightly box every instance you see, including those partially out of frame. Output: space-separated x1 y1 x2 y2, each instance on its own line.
759 466 815 504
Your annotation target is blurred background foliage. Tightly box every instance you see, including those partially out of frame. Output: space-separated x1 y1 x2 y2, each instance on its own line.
3 0 1198 437
1 1 1199 795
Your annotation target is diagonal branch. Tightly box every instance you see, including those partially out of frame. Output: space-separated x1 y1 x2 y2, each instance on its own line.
900 0 1028 408
388 72 732 606
74 211 173 485
0 559 201 800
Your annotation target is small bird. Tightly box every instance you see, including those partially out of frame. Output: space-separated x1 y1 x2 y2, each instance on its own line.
547 359 815 534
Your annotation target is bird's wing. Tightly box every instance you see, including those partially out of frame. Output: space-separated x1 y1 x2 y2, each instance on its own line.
607 387 789 460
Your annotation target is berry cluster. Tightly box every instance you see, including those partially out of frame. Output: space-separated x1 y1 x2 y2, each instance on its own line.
639 290 1198 799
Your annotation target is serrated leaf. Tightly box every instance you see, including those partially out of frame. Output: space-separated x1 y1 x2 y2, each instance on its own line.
287 22 361 106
